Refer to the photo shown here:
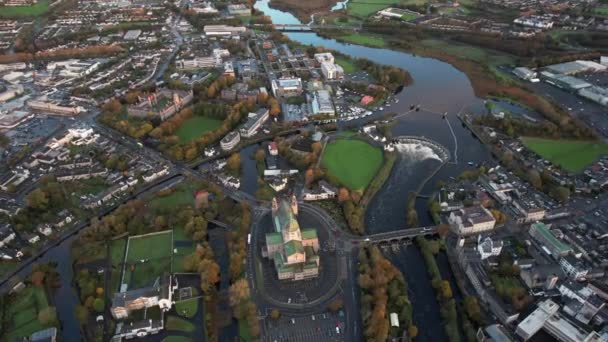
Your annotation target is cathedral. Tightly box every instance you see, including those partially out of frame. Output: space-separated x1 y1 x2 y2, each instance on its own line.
263 195 320 281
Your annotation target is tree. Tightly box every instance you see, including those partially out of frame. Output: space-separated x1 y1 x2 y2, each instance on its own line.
338 187 350 202
75 305 89 325
527 169 542 189
38 307 58 325
96 287 104 297
551 186 570 203
254 148 266 162
464 296 483 325
408 325 418 339
440 280 453 300
229 278 250 306
328 298 344 312
270 309 281 320
437 224 450 238
226 153 241 175
31 271 45 286
304 169 315 188
93 298 105 313
26 188 49 211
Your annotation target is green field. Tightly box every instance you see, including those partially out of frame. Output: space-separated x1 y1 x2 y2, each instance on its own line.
321 138 383 190
166 316 195 332
347 0 427 17
175 298 199 318
151 188 194 210
0 0 50 18
172 225 195 273
522 137 608 173
123 231 173 289
335 56 358 74
593 5 608 16
175 116 222 144
338 34 386 47
162 337 193 342
4 287 50 341
110 238 127 292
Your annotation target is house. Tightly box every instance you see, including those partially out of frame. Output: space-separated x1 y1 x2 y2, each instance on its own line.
360 95 374 105
0 224 16 248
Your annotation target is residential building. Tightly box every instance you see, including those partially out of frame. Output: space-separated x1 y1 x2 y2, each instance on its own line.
239 108 269 138
127 89 193 121
0 224 15 248
263 196 320 281
220 131 240 151
448 205 496 236
271 78 303 98
529 222 573 259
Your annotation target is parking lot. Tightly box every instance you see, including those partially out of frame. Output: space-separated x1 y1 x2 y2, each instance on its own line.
262 311 346 342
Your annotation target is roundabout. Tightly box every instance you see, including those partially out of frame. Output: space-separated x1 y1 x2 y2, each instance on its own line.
249 199 342 310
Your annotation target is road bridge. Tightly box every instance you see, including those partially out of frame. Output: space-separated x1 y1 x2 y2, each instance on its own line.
360 226 438 245
249 23 361 32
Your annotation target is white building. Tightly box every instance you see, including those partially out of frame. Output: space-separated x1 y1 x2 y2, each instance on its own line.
477 236 503 260
227 4 250 15
314 52 334 64
320 61 344 80
513 67 537 81
220 131 240 151
203 25 246 37
240 108 269 138
175 57 218 70
311 90 335 116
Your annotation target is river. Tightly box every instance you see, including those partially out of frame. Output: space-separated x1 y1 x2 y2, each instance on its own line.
252 1 493 339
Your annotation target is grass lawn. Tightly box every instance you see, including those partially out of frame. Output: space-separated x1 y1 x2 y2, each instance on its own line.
172 224 195 273
419 39 513 66
166 316 195 332
0 0 50 18
335 56 358 74
175 116 222 144
175 298 199 318
162 337 193 342
347 0 426 17
150 188 194 211
239 320 254 342
593 5 608 16
339 34 386 47
321 138 383 191
123 231 173 288
4 287 50 341
521 137 608 173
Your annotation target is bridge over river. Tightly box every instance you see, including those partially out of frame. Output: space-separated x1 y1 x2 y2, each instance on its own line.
357 226 438 245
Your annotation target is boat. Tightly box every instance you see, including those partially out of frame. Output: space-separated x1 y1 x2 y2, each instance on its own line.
468 162 475 166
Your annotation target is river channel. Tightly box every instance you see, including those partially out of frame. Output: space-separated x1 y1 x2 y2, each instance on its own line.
253 1 491 339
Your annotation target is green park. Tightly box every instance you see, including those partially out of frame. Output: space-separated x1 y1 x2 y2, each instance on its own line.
321 137 383 191
3 286 54 341
0 0 50 18
522 137 608 173
122 231 173 289
175 116 223 144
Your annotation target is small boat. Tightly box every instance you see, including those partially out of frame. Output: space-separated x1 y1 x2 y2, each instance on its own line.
468 162 475 166
410 105 415 110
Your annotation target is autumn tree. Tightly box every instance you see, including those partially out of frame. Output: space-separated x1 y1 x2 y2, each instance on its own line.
328 298 343 312
31 271 45 287
270 309 281 320
226 153 241 176
338 187 350 202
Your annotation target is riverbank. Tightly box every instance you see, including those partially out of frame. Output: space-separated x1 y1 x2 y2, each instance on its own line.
267 0 339 22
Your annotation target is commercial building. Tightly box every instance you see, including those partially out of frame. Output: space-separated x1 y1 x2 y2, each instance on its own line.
529 222 573 259
516 300 601 342
271 78 303 98
579 86 608 107
448 205 496 236
513 67 537 81
220 131 240 151
27 96 83 116
311 90 335 116
540 71 592 92
263 196 320 281
203 25 247 37
127 89 193 121
175 57 218 70
227 4 251 15
545 60 607 75
240 108 269 138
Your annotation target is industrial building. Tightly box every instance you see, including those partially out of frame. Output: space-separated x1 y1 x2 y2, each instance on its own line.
579 86 608 107
545 60 607 75
513 67 537 81
540 71 592 92
203 25 247 37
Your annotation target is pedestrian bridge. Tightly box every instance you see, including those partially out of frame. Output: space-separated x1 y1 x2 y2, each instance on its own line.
360 226 438 245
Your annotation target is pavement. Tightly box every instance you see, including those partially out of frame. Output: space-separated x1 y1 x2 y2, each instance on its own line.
261 311 346 342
